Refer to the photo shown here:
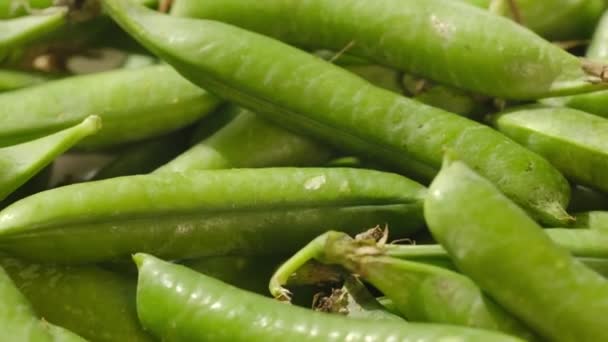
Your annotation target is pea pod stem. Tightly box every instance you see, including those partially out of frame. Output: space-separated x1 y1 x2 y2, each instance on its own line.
133 253 524 342
103 0 573 225
0 115 101 200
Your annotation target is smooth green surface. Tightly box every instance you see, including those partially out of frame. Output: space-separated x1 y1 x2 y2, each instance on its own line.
425 160 608 342
0 263 86 342
491 105 608 193
133 253 522 341
168 0 603 99
103 0 572 225
0 65 221 149
0 69 52 91
1 257 151 342
0 168 426 263
0 115 100 200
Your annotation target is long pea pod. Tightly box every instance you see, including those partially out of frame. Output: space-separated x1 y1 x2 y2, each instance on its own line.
459 0 605 40
0 115 100 200
0 168 426 263
103 0 572 225
0 263 86 342
133 253 523 342
167 0 607 100
0 7 67 59
269 231 536 340
156 106 334 172
0 64 221 149
424 159 608 342
490 105 608 193
0 68 53 91
541 10 608 117
1 256 153 342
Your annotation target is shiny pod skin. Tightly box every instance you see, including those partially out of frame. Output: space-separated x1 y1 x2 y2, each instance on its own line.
0 116 101 200
1 256 153 342
133 253 523 342
0 168 426 263
425 160 608 342
491 105 608 193
167 0 605 100
0 263 86 341
157 106 334 172
103 0 572 225
0 65 221 149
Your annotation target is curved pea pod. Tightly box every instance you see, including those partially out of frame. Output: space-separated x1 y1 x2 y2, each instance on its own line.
460 0 605 40
0 115 101 201
94 131 189 179
0 65 221 149
0 69 54 91
0 263 86 341
0 7 67 59
103 0 573 225
1 257 152 342
269 231 535 340
167 0 606 100
425 159 608 342
156 106 334 172
133 253 523 342
490 105 608 193
0 168 426 263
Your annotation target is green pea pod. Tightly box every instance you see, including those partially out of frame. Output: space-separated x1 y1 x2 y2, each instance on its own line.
460 0 605 40
167 0 606 99
490 105 608 193
0 0 54 19
0 168 426 263
574 211 608 230
103 0 573 225
0 115 101 201
0 69 53 91
578 257 608 277
541 10 608 117
156 106 334 172
269 231 535 340
425 159 608 342
0 65 221 149
0 263 86 341
93 131 189 180
1 256 152 342
133 253 523 342
0 7 67 59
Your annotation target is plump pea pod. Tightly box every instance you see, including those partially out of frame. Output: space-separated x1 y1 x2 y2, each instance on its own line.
93 131 189 179
0 263 86 341
103 0 573 225
0 115 101 201
541 10 608 117
573 211 608 230
0 68 54 91
459 0 605 40
134 253 523 342
269 231 536 340
167 0 606 100
0 7 67 59
0 168 426 263
425 159 608 342
568 185 608 212
490 105 608 193
0 64 221 149
156 106 334 172
314 275 405 322
1 256 152 342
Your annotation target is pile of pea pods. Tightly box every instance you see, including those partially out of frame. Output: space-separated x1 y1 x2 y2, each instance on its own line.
4 0 608 341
